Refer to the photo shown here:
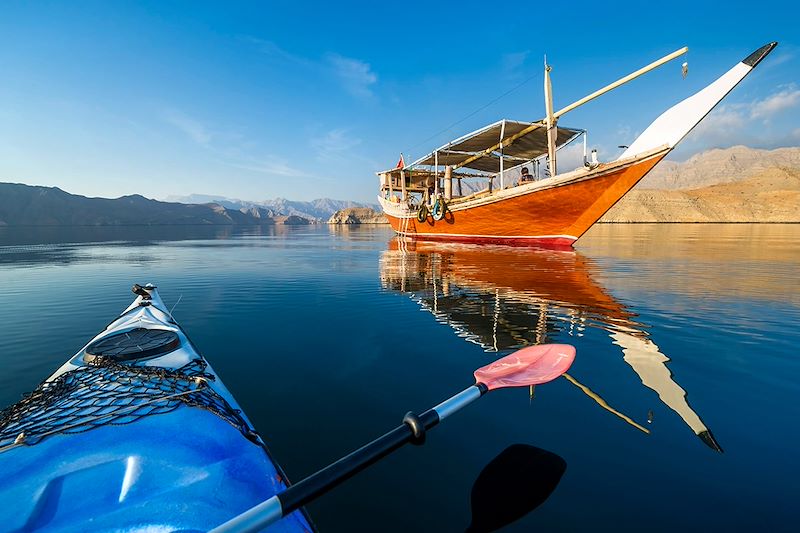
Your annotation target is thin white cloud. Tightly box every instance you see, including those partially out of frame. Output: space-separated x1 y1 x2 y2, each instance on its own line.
759 50 794 70
163 109 212 146
325 53 377 99
614 124 636 146
676 85 800 155
688 104 747 141
239 36 312 67
311 128 362 160
242 36 378 100
750 86 800 120
556 142 587 172
227 154 312 178
501 51 530 77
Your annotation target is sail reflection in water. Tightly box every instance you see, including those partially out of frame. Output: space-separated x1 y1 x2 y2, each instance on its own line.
380 238 722 452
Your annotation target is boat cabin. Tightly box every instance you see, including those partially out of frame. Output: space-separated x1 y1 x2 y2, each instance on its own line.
378 119 587 208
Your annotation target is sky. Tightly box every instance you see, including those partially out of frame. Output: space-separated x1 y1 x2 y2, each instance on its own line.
1 0 798 203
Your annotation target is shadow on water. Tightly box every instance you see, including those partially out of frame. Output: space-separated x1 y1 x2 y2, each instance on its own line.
466 444 567 533
380 237 723 452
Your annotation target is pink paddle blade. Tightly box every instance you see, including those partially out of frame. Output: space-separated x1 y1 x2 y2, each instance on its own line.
474 344 576 391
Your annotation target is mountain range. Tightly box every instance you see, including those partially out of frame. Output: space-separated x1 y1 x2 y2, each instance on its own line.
638 146 800 190
0 183 308 226
600 146 800 222
163 194 379 222
602 166 800 222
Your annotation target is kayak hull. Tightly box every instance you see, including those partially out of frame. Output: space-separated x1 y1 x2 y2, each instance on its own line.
0 285 313 532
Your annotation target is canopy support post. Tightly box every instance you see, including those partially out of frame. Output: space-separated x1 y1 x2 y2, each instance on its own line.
583 131 587 166
444 165 453 200
434 151 439 199
544 59 557 177
400 170 406 201
499 120 506 189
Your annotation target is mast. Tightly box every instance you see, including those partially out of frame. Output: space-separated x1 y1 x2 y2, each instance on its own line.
544 58 557 176
449 47 688 173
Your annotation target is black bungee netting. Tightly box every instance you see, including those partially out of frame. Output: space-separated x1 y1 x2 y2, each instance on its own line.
0 357 260 450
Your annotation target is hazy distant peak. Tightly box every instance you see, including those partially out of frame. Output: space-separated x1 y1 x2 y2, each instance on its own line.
167 194 379 222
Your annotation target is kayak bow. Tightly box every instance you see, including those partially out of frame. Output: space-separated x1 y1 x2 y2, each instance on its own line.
0 283 313 532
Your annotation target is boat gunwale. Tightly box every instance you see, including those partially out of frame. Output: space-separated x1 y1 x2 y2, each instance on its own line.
379 144 669 218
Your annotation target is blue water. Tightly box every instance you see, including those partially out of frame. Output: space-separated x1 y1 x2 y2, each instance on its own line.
1 224 798 531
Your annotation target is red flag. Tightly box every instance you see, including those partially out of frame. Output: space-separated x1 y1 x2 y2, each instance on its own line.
395 154 405 169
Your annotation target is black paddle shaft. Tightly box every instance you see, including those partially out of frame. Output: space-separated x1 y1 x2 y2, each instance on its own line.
278 409 439 515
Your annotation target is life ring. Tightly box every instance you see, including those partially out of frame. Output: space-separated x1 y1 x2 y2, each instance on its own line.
416 204 429 223
432 198 447 221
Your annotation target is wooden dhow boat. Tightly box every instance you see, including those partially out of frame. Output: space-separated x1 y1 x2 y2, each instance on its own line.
377 42 777 247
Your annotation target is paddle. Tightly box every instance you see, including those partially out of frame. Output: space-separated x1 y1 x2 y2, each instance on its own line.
211 343 576 533
467 444 567 532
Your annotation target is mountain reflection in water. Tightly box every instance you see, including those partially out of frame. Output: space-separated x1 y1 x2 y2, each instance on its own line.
380 237 722 451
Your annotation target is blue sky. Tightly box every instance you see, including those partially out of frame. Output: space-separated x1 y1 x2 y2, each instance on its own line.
1 0 798 202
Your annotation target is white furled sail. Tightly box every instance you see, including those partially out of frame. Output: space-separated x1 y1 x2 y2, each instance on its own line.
618 42 777 160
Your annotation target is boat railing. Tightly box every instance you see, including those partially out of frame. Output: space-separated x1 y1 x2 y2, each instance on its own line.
491 155 551 190
380 138 590 208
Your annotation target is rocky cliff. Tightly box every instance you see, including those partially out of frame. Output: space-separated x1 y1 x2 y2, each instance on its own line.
601 167 800 223
601 146 800 222
638 146 800 190
327 207 388 224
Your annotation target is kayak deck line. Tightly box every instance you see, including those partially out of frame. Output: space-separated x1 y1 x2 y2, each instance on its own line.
0 283 315 532
0 356 261 452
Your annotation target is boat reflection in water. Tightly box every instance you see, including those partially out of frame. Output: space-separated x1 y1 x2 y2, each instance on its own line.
379 237 722 452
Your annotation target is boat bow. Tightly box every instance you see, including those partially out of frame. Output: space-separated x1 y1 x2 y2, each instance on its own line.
619 42 777 160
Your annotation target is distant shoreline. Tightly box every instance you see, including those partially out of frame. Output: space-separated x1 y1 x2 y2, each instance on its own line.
0 222 324 227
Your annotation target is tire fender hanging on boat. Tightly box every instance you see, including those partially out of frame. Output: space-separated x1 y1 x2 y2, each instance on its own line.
417 204 429 223
432 198 447 221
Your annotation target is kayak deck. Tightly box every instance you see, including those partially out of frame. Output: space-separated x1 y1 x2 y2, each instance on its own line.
0 284 313 532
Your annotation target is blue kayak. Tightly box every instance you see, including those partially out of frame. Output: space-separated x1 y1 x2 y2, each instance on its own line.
0 284 314 532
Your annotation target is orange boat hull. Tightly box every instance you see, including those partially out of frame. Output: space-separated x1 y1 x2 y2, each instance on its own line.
384 238 634 323
384 151 666 247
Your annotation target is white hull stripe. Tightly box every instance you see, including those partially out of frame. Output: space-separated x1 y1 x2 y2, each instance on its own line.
394 231 578 241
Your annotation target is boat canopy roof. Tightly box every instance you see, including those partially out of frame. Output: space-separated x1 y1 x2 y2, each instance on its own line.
410 119 582 174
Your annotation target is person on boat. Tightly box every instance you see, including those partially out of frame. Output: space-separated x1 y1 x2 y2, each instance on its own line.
519 167 534 184
425 173 436 202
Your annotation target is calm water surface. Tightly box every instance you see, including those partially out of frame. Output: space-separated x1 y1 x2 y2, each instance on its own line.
1 224 798 531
